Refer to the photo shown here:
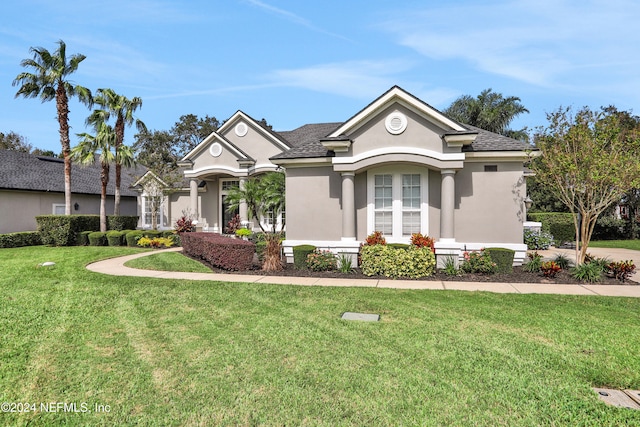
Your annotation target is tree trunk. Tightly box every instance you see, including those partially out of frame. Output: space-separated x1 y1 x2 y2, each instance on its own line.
114 162 121 216
114 117 124 216
100 165 109 232
262 233 283 271
56 83 72 215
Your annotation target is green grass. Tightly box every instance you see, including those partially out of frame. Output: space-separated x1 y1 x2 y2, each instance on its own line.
124 250 211 272
2 246 640 426
590 240 640 251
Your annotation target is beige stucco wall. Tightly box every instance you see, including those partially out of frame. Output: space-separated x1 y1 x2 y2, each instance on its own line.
454 162 526 243
347 105 456 157
285 166 343 241
0 190 137 233
220 119 286 169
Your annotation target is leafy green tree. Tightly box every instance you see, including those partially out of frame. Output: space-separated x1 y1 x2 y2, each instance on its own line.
171 114 220 156
444 88 529 139
531 106 640 264
0 131 32 152
225 172 285 271
71 121 116 232
89 88 145 215
13 40 92 214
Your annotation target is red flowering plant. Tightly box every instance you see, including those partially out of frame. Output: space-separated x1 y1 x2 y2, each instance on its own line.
364 231 387 246
540 261 562 278
410 233 435 251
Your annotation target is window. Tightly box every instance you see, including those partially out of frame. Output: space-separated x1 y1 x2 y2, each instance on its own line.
368 167 428 242
52 204 65 214
142 195 163 228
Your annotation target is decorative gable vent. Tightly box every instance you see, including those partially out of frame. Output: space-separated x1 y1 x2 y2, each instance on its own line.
385 112 407 135
235 122 248 137
209 142 222 157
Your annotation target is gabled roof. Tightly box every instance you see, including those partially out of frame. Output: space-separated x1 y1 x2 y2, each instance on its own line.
0 149 146 196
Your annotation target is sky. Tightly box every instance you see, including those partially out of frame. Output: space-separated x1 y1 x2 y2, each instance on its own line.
1 0 639 153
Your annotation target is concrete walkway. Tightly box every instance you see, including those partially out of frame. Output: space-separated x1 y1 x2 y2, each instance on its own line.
85 247 640 297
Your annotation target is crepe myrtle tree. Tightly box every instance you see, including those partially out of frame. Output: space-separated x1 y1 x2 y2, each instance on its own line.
531 106 640 264
225 172 285 271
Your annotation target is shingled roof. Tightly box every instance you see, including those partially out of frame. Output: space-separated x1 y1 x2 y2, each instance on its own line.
0 150 146 196
271 121 533 160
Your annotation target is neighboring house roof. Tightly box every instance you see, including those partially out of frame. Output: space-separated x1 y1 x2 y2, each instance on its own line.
0 149 146 197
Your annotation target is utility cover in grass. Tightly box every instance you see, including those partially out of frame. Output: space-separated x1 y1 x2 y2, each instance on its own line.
593 388 640 409
341 312 380 322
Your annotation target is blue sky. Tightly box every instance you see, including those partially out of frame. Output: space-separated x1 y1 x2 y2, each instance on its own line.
1 0 639 153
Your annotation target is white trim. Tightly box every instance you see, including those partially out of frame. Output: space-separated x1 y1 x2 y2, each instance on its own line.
141 193 165 229
385 111 408 135
329 86 465 137
235 122 248 137
209 142 223 157
333 147 465 165
184 165 248 177
218 111 291 151
52 203 65 214
366 166 429 242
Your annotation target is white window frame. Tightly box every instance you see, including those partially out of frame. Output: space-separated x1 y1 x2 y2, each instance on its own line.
141 193 165 229
367 166 429 243
52 204 65 214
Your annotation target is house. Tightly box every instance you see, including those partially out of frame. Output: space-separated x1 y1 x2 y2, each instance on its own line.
173 86 537 265
0 150 145 233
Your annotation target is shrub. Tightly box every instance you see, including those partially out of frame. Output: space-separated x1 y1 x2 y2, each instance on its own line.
364 231 386 246
528 213 574 245
0 231 42 248
106 230 126 246
137 236 175 248
571 262 603 283
523 252 543 273
360 245 436 278
225 214 241 234
88 232 107 246
592 216 626 240
584 254 611 270
337 253 354 274
440 256 461 276
306 250 337 271
410 233 435 251
387 243 410 250
174 215 195 233
256 240 267 263
236 228 252 238
76 230 93 246
607 260 636 283
484 248 515 273
107 215 139 231
36 215 100 246
540 261 561 278
523 228 555 250
552 253 573 270
125 230 145 247
293 245 316 269
460 249 497 274
181 232 255 271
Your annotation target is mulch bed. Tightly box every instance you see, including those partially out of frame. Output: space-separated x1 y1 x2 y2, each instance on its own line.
185 253 636 286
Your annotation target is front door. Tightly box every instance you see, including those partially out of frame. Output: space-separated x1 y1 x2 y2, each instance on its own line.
221 194 239 233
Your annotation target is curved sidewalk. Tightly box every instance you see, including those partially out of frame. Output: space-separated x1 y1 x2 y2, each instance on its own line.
85 247 640 297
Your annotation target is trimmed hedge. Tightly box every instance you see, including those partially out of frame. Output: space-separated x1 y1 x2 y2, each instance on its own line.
88 232 108 246
0 231 42 248
106 230 126 246
181 232 255 271
77 230 93 246
36 215 100 246
293 245 316 269
484 248 515 273
125 230 145 247
528 213 575 244
360 245 436 278
107 215 139 231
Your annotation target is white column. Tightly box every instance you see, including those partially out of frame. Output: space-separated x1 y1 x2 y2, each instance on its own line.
341 172 356 240
189 178 198 220
440 169 456 241
239 177 248 225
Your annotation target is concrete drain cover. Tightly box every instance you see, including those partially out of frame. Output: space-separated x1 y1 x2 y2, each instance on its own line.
593 388 640 409
341 312 380 322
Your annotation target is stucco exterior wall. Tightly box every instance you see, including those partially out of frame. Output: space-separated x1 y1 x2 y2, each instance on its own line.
220 120 286 169
454 162 526 243
285 166 343 241
0 190 137 233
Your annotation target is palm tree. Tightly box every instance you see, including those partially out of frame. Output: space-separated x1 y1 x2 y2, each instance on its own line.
13 40 92 214
226 172 286 271
444 88 529 138
71 122 116 232
88 88 146 215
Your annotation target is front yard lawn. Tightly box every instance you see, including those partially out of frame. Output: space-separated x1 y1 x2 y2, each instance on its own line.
1 246 640 425
590 240 640 251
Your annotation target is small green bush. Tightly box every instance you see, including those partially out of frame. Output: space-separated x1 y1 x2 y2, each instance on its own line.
571 262 603 283
106 230 126 246
293 245 316 269
360 245 436 278
387 243 410 250
88 232 108 246
552 253 573 269
528 213 574 245
77 230 94 246
484 248 515 273
36 215 100 246
524 229 554 250
107 215 139 231
522 252 543 273
306 250 337 271
0 231 42 248
256 241 267 263
126 230 145 247
461 249 497 274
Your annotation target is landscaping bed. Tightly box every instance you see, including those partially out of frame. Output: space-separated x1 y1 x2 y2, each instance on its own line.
183 252 637 285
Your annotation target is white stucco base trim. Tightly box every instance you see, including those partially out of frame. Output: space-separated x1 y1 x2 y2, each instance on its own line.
283 240 528 267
